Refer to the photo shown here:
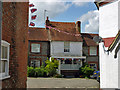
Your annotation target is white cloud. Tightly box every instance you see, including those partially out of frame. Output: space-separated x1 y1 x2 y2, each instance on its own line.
72 0 88 7
29 1 72 27
79 10 99 33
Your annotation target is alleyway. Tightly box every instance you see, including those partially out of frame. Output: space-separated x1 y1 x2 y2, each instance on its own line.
27 77 99 89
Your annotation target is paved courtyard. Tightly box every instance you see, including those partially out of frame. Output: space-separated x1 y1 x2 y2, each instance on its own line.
27 77 99 89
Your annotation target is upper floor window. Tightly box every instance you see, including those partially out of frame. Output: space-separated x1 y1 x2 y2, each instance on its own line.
64 42 70 52
0 40 10 79
31 43 40 53
90 47 97 55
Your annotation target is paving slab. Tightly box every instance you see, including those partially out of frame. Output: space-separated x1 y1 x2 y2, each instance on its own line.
27 77 100 89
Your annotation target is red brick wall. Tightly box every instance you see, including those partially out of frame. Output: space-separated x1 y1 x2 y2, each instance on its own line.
2 2 29 88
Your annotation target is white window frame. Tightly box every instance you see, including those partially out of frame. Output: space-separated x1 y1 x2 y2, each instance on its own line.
31 43 40 53
90 46 97 55
0 40 10 80
64 42 70 52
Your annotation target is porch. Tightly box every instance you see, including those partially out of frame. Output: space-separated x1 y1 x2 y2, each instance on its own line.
50 56 86 75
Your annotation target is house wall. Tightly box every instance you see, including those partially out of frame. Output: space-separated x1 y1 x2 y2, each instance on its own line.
99 0 119 38
28 41 50 66
118 40 120 89
2 2 28 88
83 46 99 70
100 42 118 88
99 1 120 88
50 41 82 57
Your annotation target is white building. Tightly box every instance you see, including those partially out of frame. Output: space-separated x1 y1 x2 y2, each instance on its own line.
95 0 120 89
46 19 86 77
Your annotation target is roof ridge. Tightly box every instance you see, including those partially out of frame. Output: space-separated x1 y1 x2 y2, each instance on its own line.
50 21 75 24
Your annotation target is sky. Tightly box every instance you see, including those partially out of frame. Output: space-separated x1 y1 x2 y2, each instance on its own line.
29 0 99 33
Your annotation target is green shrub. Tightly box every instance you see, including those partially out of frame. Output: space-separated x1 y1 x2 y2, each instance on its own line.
27 58 59 77
79 64 94 78
45 58 59 76
27 66 35 77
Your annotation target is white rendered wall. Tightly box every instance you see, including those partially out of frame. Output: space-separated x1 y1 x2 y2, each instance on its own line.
50 41 82 57
99 43 118 88
118 40 120 88
99 1 120 88
99 1 119 38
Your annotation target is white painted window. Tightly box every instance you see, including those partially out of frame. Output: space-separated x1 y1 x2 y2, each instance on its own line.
0 40 10 78
31 43 40 53
31 60 40 67
64 42 70 52
90 47 97 55
89 63 97 70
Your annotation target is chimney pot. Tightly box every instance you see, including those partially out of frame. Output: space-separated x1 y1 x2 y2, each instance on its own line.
76 21 81 33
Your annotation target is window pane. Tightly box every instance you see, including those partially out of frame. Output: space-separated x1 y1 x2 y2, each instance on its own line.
64 42 70 52
31 44 40 53
2 46 4 59
31 60 40 67
1 46 8 59
0 61 5 73
4 47 8 59
90 47 97 55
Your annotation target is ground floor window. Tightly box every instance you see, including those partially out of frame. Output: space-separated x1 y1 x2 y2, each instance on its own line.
89 63 97 70
1 40 10 78
31 60 40 68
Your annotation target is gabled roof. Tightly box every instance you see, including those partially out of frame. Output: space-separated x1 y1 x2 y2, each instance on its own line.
94 0 117 9
108 30 120 51
102 37 115 47
49 21 83 42
28 27 49 41
81 33 99 46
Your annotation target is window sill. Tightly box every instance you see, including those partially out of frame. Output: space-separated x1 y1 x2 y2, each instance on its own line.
0 75 10 80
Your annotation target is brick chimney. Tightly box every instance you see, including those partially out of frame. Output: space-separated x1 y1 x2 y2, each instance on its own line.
76 21 81 33
45 16 50 30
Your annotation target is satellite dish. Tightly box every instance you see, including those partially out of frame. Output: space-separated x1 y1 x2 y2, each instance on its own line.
93 36 103 43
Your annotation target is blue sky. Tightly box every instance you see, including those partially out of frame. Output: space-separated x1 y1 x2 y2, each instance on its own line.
29 1 99 33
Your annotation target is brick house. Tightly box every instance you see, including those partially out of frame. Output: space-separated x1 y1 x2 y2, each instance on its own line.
0 2 28 88
28 27 50 67
81 33 99 70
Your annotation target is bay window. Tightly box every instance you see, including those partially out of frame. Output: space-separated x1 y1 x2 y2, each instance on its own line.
0 40 10 79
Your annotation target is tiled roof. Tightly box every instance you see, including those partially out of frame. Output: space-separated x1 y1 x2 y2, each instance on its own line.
28 21 83 42
103 37 115 47
81 33 99 46
49 21 83 42
28 27 49 41
108 30 120 51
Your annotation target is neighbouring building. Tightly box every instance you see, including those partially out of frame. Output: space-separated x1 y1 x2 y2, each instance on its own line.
95 0 120 89
81 33 99 70
28 17 99 77
28 27 50 67
1 2 29 88
46 19 86 77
